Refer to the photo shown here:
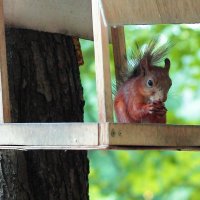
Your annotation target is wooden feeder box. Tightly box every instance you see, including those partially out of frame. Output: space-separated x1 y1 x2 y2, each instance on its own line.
0 0 200 150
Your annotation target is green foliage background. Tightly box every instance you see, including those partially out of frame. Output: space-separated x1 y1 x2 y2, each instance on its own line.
80 25 200 200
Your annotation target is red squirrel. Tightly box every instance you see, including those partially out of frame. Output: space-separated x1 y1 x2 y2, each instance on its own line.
114 39 172 123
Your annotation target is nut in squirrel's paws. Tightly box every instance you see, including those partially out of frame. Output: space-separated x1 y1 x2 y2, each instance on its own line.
148 102 167 116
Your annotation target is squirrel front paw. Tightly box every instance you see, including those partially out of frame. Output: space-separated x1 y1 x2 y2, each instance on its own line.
146 101 167 116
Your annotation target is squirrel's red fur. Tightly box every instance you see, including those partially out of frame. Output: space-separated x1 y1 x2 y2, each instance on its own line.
114 40 172 123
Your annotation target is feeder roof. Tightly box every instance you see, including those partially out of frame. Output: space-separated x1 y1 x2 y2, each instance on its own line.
4 0 200 40
4 0 93 40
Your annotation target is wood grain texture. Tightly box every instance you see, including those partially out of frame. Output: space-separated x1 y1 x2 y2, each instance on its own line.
109 123 200 147
3 0 200 40
108 146 200 151
0 0 10 122
99 122 109 145
111 26 127 89
1 121 200 150
4 0 93 40
0 123 98 146
101 0 200 25
0 145 108 150
92 0 113 122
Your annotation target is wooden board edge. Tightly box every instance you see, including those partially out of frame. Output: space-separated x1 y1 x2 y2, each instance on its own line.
101 0 200 25
0 0 11 122
108 123 200 147
0 123 99 146
98 122 110 145
92 0 113 122
0 145 109 150
111 26 127 89
107 145 200 151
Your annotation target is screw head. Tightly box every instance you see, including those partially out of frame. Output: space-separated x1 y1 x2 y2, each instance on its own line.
111 129 115 137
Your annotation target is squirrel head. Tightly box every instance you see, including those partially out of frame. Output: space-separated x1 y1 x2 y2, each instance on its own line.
117 38 173 104
138 57 172 103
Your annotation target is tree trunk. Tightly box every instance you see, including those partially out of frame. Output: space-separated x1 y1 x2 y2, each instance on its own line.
0 28 89 200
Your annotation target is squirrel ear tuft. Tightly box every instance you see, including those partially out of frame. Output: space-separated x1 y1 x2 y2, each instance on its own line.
140 58 148 68
164 58 170 72
140 58 150 76
140 58 147 76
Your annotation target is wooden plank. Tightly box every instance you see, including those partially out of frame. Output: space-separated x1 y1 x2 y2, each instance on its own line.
0 145 108 150
0 0 10 122
108 123 200 147
0 66 2 121
0 123 99 146
101 0 200 25
99 122 109 145
92 0 113 122
108 146 200 151
4 0 94 40
1 122 200 150
111 26 127 89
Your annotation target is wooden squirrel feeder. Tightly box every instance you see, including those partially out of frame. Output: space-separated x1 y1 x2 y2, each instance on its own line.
0 0 200 150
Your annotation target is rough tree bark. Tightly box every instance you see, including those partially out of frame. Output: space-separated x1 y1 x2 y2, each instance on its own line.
0 28 89 200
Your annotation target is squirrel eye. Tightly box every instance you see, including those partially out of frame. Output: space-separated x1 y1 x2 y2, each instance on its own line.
147 79 153 87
